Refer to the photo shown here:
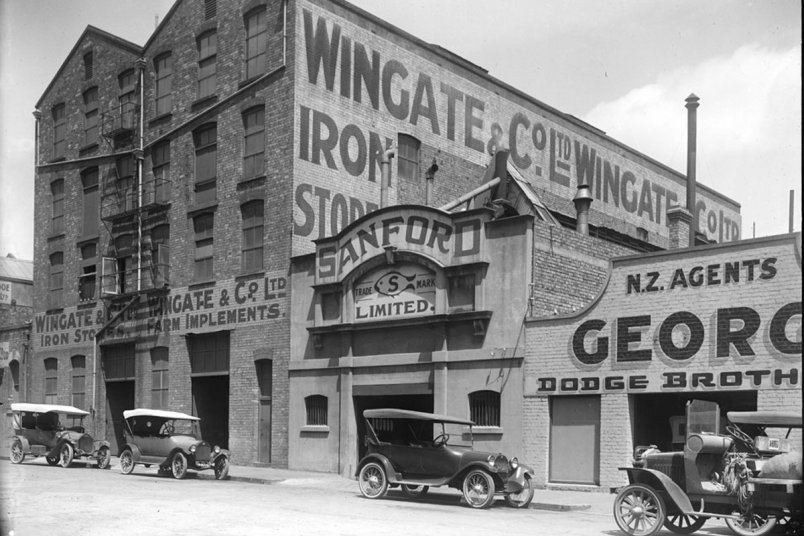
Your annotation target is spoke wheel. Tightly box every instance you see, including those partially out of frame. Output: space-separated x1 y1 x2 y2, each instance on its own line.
96 447 111 469
171 452 188 480
10 440 25 464
401 484 429 499
119 449 135 475
462 469 495 509
505 477 534 508
59 443 74 468
214 456 229 480
664 513 706 534
358 462 388 499
725 513 777 536
46 456 59 466
613 484 666 536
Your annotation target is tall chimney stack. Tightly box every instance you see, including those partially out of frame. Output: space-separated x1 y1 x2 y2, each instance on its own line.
685 94 700 246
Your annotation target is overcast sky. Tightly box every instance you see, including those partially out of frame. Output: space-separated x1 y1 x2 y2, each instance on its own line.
1 0 800 260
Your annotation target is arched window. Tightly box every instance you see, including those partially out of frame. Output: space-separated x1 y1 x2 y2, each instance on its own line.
397 134 420 182
241 200 264 272
71 355 86 409
305 395 328 426
44 358 58 404
468 390 500 427
151 347 169 409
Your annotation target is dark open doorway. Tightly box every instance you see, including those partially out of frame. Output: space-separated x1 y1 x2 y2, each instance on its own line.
353 393 433 461
106 380 134 454
192 375 229 449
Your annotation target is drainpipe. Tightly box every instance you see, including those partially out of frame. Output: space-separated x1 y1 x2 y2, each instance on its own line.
424 158 438 206
573 185 593 235
32 110 42 167
380 145 395 208
685 94 699 246
135 58 147 293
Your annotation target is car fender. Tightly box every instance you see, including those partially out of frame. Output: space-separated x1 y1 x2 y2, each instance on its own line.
620 467 693 514
355 453 398 483
11 435 31 453
452 461 504 487
211 448 230 461
120 443 143 462
504 465 534 492
91 439 110 454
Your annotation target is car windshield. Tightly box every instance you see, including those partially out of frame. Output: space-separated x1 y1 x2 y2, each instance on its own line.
369 417 472 447
128 416 200 438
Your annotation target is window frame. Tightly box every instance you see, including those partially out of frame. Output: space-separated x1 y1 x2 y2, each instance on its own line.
71 355 86 409
241 200 264 272
49 252 64 309
154 53 174 116
244 8 267 80
82 86 99 147
52 103 66 159
397 134 421 182
468 390 501 428
151 141 171 204
197 30 218 99
193 213 214 281
151 347 169 409
79 242 98 302
193 124 217 204
81 167 100 237
304 395 328 426
242 106 265 178
83 51 93 80
44 358 58 404
50 179 65 235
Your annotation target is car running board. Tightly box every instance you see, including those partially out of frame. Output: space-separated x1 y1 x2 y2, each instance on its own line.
681 499 746 521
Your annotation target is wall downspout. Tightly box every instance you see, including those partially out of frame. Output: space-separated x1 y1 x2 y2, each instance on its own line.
135 58 146 293
380 145 395 208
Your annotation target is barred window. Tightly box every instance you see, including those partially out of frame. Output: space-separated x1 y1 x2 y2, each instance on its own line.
242 107 265 178
244 8 267 80
151 347 169 409
241 200 264 272
193 213 214 281
197 31 217 99
44 358 58 404
83 87 99 146
397 134 420 182
71 355 86 409
305 395 328 426
51 179 64 234
469 390 500 427
52 103 66 159
154 53 173 116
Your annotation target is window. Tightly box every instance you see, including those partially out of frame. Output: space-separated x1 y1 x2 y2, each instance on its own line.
243 107 265 178
241 200 264 272
78 242 97 301
116 156 135 211
151 141 170 204
51 179 64 234
49 252 64 309
193 124 217 204
193 213 214 281
448 274 475 312
52 104 66 159
305 395 328 426
115 234 134 294
44 358 58 404
188 332 229 373
81 167 99 237
154 53 173 116
83 52 93 79
244 8 267 80
150 224 170 288
204 0 216 19
83 87 99 146
151 347 169 409
71 355 86 409
197 31 217 99
397 134 420 182
469 390 500 427
118 69 136 128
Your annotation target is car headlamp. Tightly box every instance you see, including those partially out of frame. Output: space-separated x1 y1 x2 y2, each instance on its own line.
190 445 197 453
487 454 495 466
511 457 519 469
214 446 221 454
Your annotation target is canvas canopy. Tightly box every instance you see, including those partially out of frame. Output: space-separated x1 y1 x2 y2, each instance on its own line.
727 411 802 428
10 403 89 416
123 408 200 421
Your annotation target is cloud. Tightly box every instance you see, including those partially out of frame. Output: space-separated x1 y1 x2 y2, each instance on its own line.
583 43 802 237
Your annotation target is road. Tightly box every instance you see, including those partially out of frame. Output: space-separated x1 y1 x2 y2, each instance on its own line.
1 458 746 536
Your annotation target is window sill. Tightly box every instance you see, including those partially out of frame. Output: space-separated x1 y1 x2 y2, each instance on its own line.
77 300 97 309
190 95 218 112
78 142 99 154
47 156 67 164
48 232 66 241
148 112 173 127
188 279 216 290
77 235 99 247
236 271 265 281
300 425 330 435
45 307 64 314
186 201 219 217
238 75 266 89
238 174 267 187
469 426 503 437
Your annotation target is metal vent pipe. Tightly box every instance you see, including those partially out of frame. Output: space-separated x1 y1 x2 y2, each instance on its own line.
685 93 700 246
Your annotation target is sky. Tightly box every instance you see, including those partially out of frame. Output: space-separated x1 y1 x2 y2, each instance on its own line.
0 0 800 261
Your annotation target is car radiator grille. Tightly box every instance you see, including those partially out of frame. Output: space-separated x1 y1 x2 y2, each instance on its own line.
194 444 212 463
78 436 93 454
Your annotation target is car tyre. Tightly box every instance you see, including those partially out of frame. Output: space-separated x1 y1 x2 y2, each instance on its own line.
119 449 135 475
10 439 25 464
358 462 388 499
171 452 188 480
504 476 534 508
96 446 111 470
725 513 777 536
214 456 229 480
613 484 665 536
46 455 59 466
401 484 429 499
462 469 496 508
664 513 706 534
59 442 74 468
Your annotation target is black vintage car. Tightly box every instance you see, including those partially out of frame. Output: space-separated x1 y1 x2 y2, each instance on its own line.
614 400 802 536
355 408 534 509
8 403 111 469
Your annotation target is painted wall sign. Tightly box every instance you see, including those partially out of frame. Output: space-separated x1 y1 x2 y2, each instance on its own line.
0 281 10 304
315 206 484 283
525 236 802 396
32 275 287 350
354 264 435 322
293 1 741 255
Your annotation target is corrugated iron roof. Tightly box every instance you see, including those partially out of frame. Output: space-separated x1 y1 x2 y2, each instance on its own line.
0 256 33 282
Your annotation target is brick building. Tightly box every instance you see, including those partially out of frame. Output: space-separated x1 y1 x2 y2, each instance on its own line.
28 0 789 477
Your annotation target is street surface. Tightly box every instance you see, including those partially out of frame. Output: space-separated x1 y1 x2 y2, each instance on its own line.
2 458 743 536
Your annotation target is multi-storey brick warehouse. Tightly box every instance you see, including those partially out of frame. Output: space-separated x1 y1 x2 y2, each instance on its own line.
27 0 795 481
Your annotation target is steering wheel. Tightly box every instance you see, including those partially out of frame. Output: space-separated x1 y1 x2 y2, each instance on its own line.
162 423 175 435
726 425 755 451
433 433 449 447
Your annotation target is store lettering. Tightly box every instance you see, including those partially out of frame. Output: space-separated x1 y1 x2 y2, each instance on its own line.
572 302 801 365
626 258 776 294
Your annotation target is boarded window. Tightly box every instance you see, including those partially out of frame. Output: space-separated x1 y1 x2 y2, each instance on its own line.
305 395 328 426
469 390 500 427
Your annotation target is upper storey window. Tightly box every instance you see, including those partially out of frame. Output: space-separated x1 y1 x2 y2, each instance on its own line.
398 134 420 182
244 8 267 80
52 104 66 159
154 53 173 116
204 0 216 20
193 124 217 205
197 31 217 99
242 107 264 178
118 69 136 127
82 87 99 146
50 179 65 235
83 51 93 80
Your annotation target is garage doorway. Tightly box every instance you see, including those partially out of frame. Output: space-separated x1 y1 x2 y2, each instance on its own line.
188 332 230 449
102 343 136 454
353 390 433 462
549 395 600 485
256 359 272 464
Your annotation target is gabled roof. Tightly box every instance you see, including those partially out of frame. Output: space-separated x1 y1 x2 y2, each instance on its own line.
35 25 142 108
0 256 33 283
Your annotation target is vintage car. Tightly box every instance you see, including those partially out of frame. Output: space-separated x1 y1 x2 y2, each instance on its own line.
356 408 535 509
8 403 111 469
613 400 802 536
119 408 230 480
